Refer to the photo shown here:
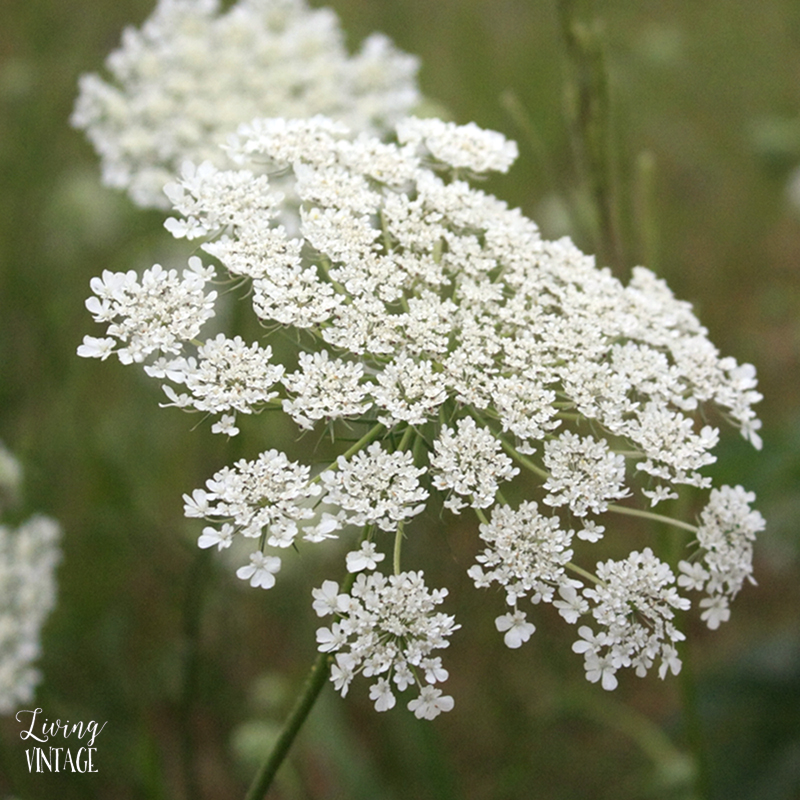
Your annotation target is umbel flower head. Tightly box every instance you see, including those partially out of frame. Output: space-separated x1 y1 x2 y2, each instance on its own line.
71 0 420 209
79 115 764 715
0 443 62 715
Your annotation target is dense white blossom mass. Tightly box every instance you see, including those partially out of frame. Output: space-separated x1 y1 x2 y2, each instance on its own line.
0 443 61 714
72 0 420 208
79 115 764 714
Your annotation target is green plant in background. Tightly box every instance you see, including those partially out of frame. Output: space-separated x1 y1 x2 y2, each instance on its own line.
68 0 770 793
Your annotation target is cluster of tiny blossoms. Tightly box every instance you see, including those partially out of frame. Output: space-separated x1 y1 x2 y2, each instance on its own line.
71 0 420 209
79 115 764 714
0 442 62 714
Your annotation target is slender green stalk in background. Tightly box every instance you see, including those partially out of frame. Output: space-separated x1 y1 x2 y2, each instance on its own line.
634 149 660 273
556 0 624 272
678 640 713 800
558 688 698 797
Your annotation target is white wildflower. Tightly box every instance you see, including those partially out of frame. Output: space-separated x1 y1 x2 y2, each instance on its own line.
407 685 455 720
576 548 689 685
543 431 630 516
468 502 575 607
148 334 284 428
320 442 428 532
372 354 448 427
184 450 320 548
315 570 459 714
281 350 372 430
430 417 519 513
369 678 397 712
236 551 282 589
345 541 385 573
577 521 605 543
495 610 535 649
77 113 765 705
397 117 518 174
699 595 731 630
197 523 234 551
0 515 62 714
552 584 589 624
78 257 217 364
72 0 420 208
311 580 350 617
679 485 764 628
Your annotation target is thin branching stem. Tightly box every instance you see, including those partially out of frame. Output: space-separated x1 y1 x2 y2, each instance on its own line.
393 521 405 576
606 503 697 534
498 435 549 479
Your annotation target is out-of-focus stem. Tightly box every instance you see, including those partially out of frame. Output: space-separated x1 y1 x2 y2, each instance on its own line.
556 0 624 272
634 150 659 272
179 547 211 800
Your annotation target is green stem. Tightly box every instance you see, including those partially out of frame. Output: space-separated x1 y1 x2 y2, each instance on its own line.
561 688 695 791
607 503 697 534
634 150 659 272
317 254 347 296
498 436 549 479
500 89 561 194
310 422 385 485
243 535 366 800
340 422 386 459
243 650 332 800
393 521 405 576
398 424 416 452
565 560 602 586
179 547 212 800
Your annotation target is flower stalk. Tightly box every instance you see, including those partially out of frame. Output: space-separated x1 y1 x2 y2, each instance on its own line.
244 650 331 800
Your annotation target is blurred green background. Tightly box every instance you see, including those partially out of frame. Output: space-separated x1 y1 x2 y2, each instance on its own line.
1 0 800 798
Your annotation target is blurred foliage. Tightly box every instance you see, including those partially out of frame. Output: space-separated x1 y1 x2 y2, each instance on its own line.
1 0 800 798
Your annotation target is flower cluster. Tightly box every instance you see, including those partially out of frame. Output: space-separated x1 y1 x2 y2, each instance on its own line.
313 571 458 718
543 431 630 516
71 0 420 208
431 417 519 513
79 115 764 710
319 443 428 533
0 443 62 714
77 257 217 365
573 549 689 690
677 484 765 629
